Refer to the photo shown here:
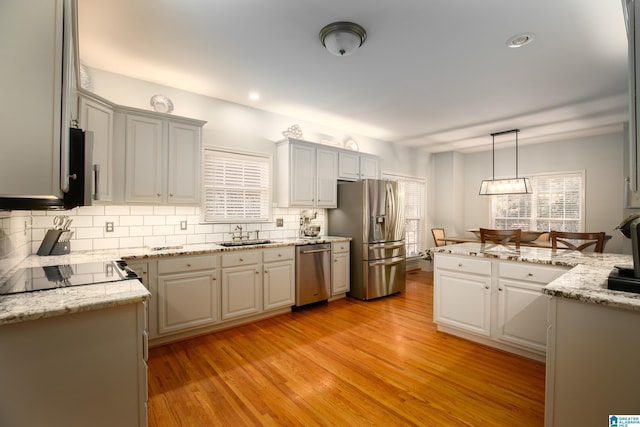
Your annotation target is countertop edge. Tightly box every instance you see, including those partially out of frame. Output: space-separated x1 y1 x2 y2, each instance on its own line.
0 279 150 326
432 243 640 312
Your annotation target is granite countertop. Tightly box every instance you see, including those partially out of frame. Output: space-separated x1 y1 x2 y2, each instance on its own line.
432 243 640 312
0 236 350 326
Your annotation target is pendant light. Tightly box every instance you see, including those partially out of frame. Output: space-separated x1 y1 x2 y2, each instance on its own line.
479 129 532 195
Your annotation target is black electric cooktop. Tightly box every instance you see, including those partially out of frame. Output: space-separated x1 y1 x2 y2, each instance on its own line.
0 260 136 296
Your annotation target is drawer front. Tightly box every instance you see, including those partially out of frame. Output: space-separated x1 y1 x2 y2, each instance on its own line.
331 241 350 254
263 246 295 263
222 250 261 267
158 255 217 274
435 254 491 276
499 261 568 284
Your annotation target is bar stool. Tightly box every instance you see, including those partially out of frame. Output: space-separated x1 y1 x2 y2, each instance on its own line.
550 231 605 253
479 228 522 248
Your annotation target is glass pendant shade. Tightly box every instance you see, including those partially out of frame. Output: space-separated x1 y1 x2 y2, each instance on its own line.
320 22 367 56
478 129 532 195
479 177 532 195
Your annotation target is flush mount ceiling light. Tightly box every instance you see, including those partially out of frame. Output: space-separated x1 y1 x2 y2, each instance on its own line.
319 21 367 56
479 129 532 195
507 33 535 48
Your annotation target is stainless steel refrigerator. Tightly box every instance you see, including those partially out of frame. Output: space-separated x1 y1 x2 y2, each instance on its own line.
328 179 406 300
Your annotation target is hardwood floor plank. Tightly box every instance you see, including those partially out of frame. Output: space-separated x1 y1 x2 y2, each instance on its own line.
148 271 545 426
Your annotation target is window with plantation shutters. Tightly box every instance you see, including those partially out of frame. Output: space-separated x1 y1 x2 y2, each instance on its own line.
202 148 271 222
383 173 426 257
492 171 584 232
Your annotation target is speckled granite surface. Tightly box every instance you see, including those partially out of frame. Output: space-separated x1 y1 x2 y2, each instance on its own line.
433 243 640 312
0 236 350 326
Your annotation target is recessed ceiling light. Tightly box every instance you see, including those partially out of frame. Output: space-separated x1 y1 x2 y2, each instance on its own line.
249 92 260 101
507 33 535 48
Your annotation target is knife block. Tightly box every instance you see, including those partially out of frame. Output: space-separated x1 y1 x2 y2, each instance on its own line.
50 241 70 255
37 230 63 255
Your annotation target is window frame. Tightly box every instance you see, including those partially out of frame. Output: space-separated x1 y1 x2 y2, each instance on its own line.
491 170 586 232
201 146 273 224
382 172 427 258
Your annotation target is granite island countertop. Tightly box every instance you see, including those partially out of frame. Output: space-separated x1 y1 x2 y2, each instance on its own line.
432 242 640 312
0 236 351 326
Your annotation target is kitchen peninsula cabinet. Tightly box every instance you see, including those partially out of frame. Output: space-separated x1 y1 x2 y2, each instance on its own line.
331 241 350 295
0 302 149 427
434 252 568 360
157 255 219 335
434 254 492 336
122 110 205 205
545 297 640 426
0 0 76 201
276 138 338 208
497 261 566 353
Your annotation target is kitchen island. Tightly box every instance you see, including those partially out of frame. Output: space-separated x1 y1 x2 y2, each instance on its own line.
432 243 640 427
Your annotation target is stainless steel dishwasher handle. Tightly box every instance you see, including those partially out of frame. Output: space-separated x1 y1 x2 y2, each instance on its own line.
300 248 331 254
368 258 405 267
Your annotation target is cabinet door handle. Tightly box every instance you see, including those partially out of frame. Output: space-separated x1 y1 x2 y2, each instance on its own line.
157 193 161 197
527 273 533 277
264 270 268 274
255 271 259 275
239 258 244 262
186 264 192 267
485 285 489 290
211 276 216 281
498 287 503 291
458 263 463 267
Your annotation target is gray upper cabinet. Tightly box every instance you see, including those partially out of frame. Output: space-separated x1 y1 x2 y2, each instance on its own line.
0 0 76 199
337 150 380 181
78 91 114 202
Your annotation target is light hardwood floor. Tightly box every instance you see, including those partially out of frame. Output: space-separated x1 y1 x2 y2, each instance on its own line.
148 270 545 426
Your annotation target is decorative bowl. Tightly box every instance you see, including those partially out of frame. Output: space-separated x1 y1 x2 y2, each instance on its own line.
468 228 546 242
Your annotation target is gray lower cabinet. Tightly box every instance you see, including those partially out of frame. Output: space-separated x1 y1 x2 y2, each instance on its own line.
263 247 296 310
221 250 262 320
157 255 219 335
0 303 148 427
331 241 350 295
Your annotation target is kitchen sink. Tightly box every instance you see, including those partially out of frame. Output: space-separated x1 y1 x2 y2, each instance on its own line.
218 239 273 247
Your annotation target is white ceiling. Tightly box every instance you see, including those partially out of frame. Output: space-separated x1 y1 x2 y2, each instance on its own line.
77 0 630 152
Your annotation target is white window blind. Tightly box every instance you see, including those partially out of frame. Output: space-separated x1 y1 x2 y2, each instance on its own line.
202 148 271 222
492 172 584 232
383 173 426 257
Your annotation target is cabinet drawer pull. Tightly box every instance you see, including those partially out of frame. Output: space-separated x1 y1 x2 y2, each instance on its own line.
186 264 192 267
499 287 503 291
485 285 489 289
528 273 534 277
255 271 259 274
278 254 282 257
239 258 244 262
264 270 268 274
458 263 463 267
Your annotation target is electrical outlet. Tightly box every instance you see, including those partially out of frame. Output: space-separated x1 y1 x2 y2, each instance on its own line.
180 220 187 230
276 218 284 227
105 222 114 232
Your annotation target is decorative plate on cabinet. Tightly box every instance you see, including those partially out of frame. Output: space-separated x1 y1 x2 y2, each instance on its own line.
150 94 174 113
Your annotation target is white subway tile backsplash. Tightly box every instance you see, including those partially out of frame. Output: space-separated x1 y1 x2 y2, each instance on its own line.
16 205 318 258
153 206 175 215
104 205 131 216
153 225 175 236
129 226 154 237
93 238 120 250
130 206 154 215
144 215 166 226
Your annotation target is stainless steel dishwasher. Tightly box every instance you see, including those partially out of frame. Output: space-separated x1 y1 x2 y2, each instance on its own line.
295 243 331 307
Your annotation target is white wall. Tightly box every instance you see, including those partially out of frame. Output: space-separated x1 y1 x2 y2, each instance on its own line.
432 131 625 253
86 68 431 177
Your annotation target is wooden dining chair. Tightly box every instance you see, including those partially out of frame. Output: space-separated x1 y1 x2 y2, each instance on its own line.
431 228 446 247
479 228 522 248
550 231 605 253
